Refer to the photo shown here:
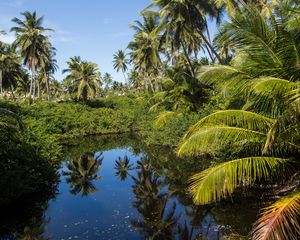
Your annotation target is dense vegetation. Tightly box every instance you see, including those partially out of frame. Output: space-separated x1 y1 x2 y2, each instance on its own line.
0 0 300 239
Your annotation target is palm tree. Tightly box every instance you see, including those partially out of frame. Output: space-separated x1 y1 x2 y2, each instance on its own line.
0 44 24 99
50 79 63 99
102 72 113 89
148 0 223 71
15 71 30 98
11 11 53 100
128 14 163 92
177 5 300 240
38 42 58 100
112 50 129 84
63 57 101 102
0 31 5 98
63 152 103 196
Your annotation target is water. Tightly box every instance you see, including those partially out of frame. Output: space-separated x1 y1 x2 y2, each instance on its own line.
0 134 260 240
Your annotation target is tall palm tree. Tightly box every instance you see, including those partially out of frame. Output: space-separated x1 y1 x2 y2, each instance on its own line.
63 57 101 102
148 0 223 71
128 13 162 92
11 11 53 100
112 50 129 83
38 42 58 100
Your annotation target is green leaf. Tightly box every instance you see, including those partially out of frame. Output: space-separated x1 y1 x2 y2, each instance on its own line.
189 157 290 205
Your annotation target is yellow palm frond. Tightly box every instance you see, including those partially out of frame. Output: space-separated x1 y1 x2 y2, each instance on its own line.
181 110 274 141
189 157 290 205
252 191 300 240
153 111 182 129
178 126 265 156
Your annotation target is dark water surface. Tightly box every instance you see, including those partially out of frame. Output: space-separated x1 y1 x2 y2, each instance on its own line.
0 134 261 240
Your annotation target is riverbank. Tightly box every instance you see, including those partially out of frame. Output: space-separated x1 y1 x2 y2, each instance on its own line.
0 95 202 204
0 95 202 148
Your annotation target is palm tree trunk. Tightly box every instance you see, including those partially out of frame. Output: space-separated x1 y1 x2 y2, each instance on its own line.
37 76 40 99
46 72 51 101
0 69 3 98
204 20 215 63
9 85 15 100
204 44 215 63
33 71 36 100
180 39 196 79
199 31 223 64
145 75 154 93
29 70 33 99
122 71 128 92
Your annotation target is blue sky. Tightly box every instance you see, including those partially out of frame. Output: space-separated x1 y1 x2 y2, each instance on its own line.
0 0 152 82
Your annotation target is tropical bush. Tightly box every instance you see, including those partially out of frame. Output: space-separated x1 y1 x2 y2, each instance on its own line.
0 108 58 204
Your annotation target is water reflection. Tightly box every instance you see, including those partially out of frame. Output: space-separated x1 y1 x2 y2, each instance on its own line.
18 217 50 240
114 155 134 181
0 192 53 240
0 134 262 239
63 152 103 196
131 158 179 239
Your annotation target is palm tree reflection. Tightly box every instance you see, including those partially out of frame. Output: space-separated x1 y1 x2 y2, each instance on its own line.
114 155 134 181
131 158 180 239
63 152 103 196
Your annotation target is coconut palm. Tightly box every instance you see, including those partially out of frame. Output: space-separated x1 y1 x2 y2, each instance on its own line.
38 43 58 100
63 152 103 196
0 44 24 99
177 5 300 239
113 50 129 83
15 71 30 97
11 11 53 100
148 0 223 72
114 155 134 181
128 13 162 92
102 72 113 89
63 57 101 102
50 79 63 99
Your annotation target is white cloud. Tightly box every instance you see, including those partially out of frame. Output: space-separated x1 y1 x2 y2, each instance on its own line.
0 33 15 44
45 20 75 44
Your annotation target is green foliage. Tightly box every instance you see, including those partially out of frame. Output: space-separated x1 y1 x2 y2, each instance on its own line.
0 107 58 204
189 157 290 205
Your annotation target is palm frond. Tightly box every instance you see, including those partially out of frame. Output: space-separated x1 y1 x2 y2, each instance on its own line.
189 157 290 205
154 111 182 129
252 191 300 240
178 126 265 156
252 77 297 97
182 110 274 141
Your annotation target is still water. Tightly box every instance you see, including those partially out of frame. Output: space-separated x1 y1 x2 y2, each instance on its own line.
0 134 260 240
